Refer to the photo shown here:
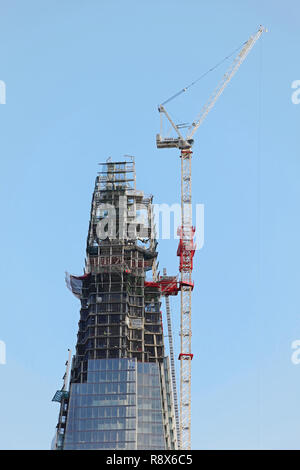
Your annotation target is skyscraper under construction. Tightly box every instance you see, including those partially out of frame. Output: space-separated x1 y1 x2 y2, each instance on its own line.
52 158 178 450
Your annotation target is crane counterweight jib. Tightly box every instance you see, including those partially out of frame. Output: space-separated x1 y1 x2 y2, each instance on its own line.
156 134 194 150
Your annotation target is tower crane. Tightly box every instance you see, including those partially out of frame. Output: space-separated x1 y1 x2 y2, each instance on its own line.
156 25 266 450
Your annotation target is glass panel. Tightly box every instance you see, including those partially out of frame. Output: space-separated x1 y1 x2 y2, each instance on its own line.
64 358 138 449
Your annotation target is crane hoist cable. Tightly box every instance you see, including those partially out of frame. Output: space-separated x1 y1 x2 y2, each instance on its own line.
160 38 249 107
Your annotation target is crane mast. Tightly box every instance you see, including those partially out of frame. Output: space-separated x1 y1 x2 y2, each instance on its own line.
178 149 194 450
156 26 266 450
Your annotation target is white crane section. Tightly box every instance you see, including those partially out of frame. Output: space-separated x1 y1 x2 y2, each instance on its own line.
156 26 266 450
187 25 266 140
163 268 180 445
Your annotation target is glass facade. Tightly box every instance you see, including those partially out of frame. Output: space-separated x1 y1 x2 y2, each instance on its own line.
64 358 165 450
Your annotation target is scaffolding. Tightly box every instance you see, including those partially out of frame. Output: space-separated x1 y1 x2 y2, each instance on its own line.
53 158 178 450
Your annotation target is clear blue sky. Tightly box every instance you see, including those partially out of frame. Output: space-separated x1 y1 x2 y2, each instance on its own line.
0 0 300 450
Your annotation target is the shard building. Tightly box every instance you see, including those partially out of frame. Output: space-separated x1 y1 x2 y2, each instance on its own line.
52 158 178 450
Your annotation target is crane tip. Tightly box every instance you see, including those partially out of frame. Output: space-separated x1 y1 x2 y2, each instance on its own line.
259 25 268 33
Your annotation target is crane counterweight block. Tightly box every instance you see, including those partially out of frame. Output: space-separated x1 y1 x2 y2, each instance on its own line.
156 134 194 150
